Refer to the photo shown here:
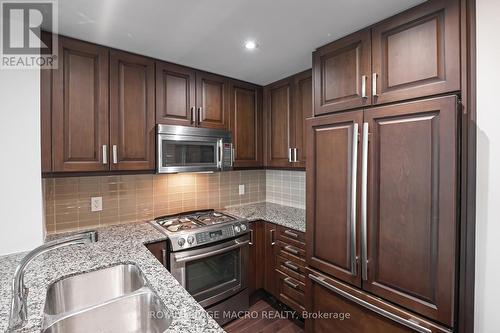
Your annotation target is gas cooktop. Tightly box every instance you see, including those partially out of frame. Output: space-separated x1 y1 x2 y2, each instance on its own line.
152 209 249 251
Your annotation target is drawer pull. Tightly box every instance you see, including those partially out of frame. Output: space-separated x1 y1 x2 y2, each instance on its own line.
284 277 299 289
308 274 431 333
284 245 299 255
282 261 299 272
284 230 299 238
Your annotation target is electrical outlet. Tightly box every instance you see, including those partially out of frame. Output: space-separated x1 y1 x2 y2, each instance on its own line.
91 197 103 212
239 184 245 196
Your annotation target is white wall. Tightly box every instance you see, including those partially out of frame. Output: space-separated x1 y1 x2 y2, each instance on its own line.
0 69 43 255
475 0 500 332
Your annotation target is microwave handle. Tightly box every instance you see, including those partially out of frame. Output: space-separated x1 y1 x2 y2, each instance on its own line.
174 240 249 263
217 139 223 169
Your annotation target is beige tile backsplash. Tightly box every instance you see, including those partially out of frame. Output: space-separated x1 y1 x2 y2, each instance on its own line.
43 170 266 234
266 170 306 209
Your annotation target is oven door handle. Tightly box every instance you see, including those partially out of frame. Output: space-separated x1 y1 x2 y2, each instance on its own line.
174 240 249 263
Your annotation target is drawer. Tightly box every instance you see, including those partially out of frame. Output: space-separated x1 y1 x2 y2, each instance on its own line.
276 255 306 283
276 240 306 260
276 269 305 313
276 225 306 249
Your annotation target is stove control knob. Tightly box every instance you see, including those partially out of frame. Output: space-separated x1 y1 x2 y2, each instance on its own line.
187 236 195 244
240 224 247 232
234 225 241 233
177 238 186 247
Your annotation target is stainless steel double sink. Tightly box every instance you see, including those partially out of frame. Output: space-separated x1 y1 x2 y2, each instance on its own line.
42 264 172 333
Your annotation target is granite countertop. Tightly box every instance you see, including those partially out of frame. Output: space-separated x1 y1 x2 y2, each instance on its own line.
0 222 224 333
224 202 306 233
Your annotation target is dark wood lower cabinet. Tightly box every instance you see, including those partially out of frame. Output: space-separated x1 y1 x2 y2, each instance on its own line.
306 269 450 333
145 241 167 267
248 221 265 297
264 223 278 297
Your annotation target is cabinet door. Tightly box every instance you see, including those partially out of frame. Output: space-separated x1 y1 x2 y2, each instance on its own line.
156 61 196 126
52 37 109 172
230 81 263 168
265 78 293 168
371 0 460 104
363 96 458 326
306 110 363 287
110 50 156 171
291 70 312 168
306 269 450 333
248 221 265 297
313 29 371 115
264 222 278 297
196 72 229 129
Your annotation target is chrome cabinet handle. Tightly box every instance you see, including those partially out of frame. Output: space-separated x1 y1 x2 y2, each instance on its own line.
112 145 118 164
288 148 292 163
350 123 359 276
270 229 275 246
190 106 195 125
372 73 378 97
102 145 108 164
249 229 254 246
308 274 431 333
161 248 167 267
284 245 299 255
361 122 369 281
361 75 367 98
282 261 299 272
293 148 299 162
197 107 202 125
284 230 298 238
284 277 299 289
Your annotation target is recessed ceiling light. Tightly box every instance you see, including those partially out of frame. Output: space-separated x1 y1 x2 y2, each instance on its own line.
244 40 258 50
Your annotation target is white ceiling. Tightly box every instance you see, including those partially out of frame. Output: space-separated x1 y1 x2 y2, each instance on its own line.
54 0 425 85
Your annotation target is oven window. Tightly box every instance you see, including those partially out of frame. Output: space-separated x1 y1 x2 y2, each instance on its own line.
161 141 216 167
185 248 240 297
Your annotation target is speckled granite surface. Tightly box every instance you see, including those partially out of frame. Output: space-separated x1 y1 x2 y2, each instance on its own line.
0 222 224 333
224 202 306 233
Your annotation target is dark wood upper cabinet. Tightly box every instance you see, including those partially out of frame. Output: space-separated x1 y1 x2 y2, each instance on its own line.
265 78 293 168
155 61 196 126
230 81 263 168
371 0 460 105
110 50 156 171
306 111 363 288
52 37 109 172
196 72 229 129
313 29 371 116
363 95 458 326
292 70 312 168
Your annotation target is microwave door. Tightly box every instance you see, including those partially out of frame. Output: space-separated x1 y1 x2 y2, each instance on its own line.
157 135 220 173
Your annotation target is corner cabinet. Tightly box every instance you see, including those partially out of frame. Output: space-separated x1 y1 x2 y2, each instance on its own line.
306 95 458 328
230 81 263 168
109 50 156 171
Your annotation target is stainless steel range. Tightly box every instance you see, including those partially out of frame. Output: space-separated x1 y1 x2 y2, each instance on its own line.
152 210 250 325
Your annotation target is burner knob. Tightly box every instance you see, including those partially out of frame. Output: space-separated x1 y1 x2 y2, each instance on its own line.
240 224 247 232
234 225 241 233
177 238 186 247
187 236 195 244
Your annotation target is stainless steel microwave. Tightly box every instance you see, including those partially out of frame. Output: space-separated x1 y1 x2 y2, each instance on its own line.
156 125 233 173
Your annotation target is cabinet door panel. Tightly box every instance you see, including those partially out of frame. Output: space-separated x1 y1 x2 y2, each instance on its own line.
265 79 292 167
313 29 371 115
292 70 312 168
306 269 450 333
156 62 196 126
264 222 278 297
306 111 363 287
372 0 460 104
52 37 109 172
196 72 229 129
230 82 263 167
110 50 155 171
248 221 265 296
364 96 458 326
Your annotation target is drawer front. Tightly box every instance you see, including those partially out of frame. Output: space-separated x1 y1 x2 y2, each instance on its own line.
276 269 305 313
276 225 306 247
306 269 451 333
276 255 306 283
276 240 306 260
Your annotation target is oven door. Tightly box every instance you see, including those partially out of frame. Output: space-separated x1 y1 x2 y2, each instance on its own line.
157 133 222 173
170 234 249 308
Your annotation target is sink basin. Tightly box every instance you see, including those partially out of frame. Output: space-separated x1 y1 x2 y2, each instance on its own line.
44 264 147 315
42 290 172 333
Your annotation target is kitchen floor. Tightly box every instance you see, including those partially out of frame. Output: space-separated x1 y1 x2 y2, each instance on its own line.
224 300 304 333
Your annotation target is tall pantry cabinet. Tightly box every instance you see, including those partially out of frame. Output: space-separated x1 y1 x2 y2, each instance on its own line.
305 0 462 332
